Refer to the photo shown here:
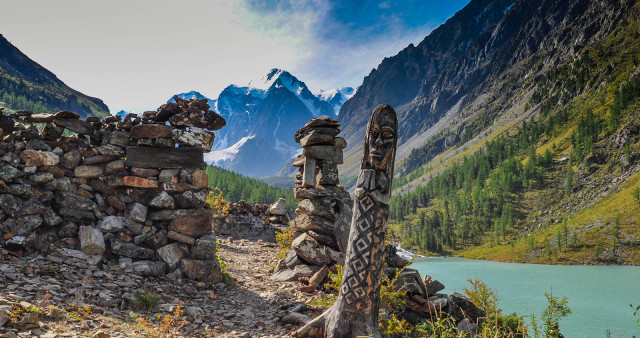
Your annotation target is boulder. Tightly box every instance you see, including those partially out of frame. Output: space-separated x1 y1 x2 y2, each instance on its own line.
171 127 215 152
79 226 105 255
169 213 212 237
448 292 486 324
270 264 317 282
157 242 186 270
292 233 344 266
269 198 288 215
149 191 175 209
180 258 222 282
190 234 217 260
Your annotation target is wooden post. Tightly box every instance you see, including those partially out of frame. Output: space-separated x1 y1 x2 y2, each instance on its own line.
295 104 398 337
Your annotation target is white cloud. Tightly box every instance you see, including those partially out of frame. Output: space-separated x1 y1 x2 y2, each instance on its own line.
0 0 439 112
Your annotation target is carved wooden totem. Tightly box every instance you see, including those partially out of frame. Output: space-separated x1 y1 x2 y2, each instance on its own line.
295 104 398 337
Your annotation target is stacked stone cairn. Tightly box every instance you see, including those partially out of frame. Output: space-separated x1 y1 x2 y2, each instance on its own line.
271 117 353 287
0 96 227 282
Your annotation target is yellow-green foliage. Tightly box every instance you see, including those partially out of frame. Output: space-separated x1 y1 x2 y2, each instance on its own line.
275 226 295 258
206 187 228 214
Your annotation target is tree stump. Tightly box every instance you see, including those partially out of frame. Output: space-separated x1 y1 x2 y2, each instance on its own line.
295 104 398 337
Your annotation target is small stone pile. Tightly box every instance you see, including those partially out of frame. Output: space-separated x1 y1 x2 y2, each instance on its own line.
0 96 226 282
391 268 486 335
271 117 353 284
211 198 289 242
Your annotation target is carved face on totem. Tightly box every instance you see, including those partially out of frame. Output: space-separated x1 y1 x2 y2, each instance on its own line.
365 105 397 171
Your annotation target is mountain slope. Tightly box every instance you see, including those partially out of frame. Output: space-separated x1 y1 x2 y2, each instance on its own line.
372 0 640 264
0 34 109 117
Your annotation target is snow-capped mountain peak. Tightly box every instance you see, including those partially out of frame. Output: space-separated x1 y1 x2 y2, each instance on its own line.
316 87 356 115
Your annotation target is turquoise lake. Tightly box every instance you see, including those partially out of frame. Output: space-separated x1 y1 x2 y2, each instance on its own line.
410 257 640 337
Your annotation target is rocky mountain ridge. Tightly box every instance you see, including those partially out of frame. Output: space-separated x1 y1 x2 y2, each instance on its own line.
0 34 109 118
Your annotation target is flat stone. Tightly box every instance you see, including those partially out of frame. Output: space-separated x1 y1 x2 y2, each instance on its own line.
270 264 316 282
303 145 343 164
169 214 212 237
190 169 209 188
167 231 196 245
54 118 93 134
143 230 168 249
82 155 117 165
299 130 335 147
74 165 104 178
20 149 60 166
149 208 207 220
115 176 158 188
110 239 154 259
107 130 130 147
56 191 96 210
59 208 96 223
131 167 160 177
25 113 55 123
160 182 193 193
292 233 344 266
130 124 173 139
302 157 317 188
125 146 204 169
104 160 125 175
79 226 105 255
32 172 54 184
159 169 179 183
99 216 126 233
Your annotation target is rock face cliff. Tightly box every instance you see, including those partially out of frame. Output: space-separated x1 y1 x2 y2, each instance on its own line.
337 0 632 177
0 34 109 117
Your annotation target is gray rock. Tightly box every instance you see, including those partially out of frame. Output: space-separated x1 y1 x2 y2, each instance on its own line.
270 264 316 282
130 203 147 222
143 229 168 249
32 172 54 185
190 234 217 260
59 208 96 223
56 192 95 210
457 318 477 338
56 248 101 266
0 193 24 217
157 242 186 270
127 260 166 277
4 214 43 236
57 222 78 237
269 198 288 215
0 165 20 182
110 239 154 259
44 177 71 191
149 191 175 209
292 233 344 266
173 190 207 209
281 312 311 325
185 306 204 318
79 226 105 255
98 216 126 233
180 259 222 282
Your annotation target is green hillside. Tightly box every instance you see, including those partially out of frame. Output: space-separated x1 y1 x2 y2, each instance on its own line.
206 165 297 218
389 2 640 264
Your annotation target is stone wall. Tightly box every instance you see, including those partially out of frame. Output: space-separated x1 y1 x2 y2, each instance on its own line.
0 97 226 282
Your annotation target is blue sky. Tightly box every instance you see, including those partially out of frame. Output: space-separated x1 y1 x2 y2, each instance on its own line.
0 0 470 113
